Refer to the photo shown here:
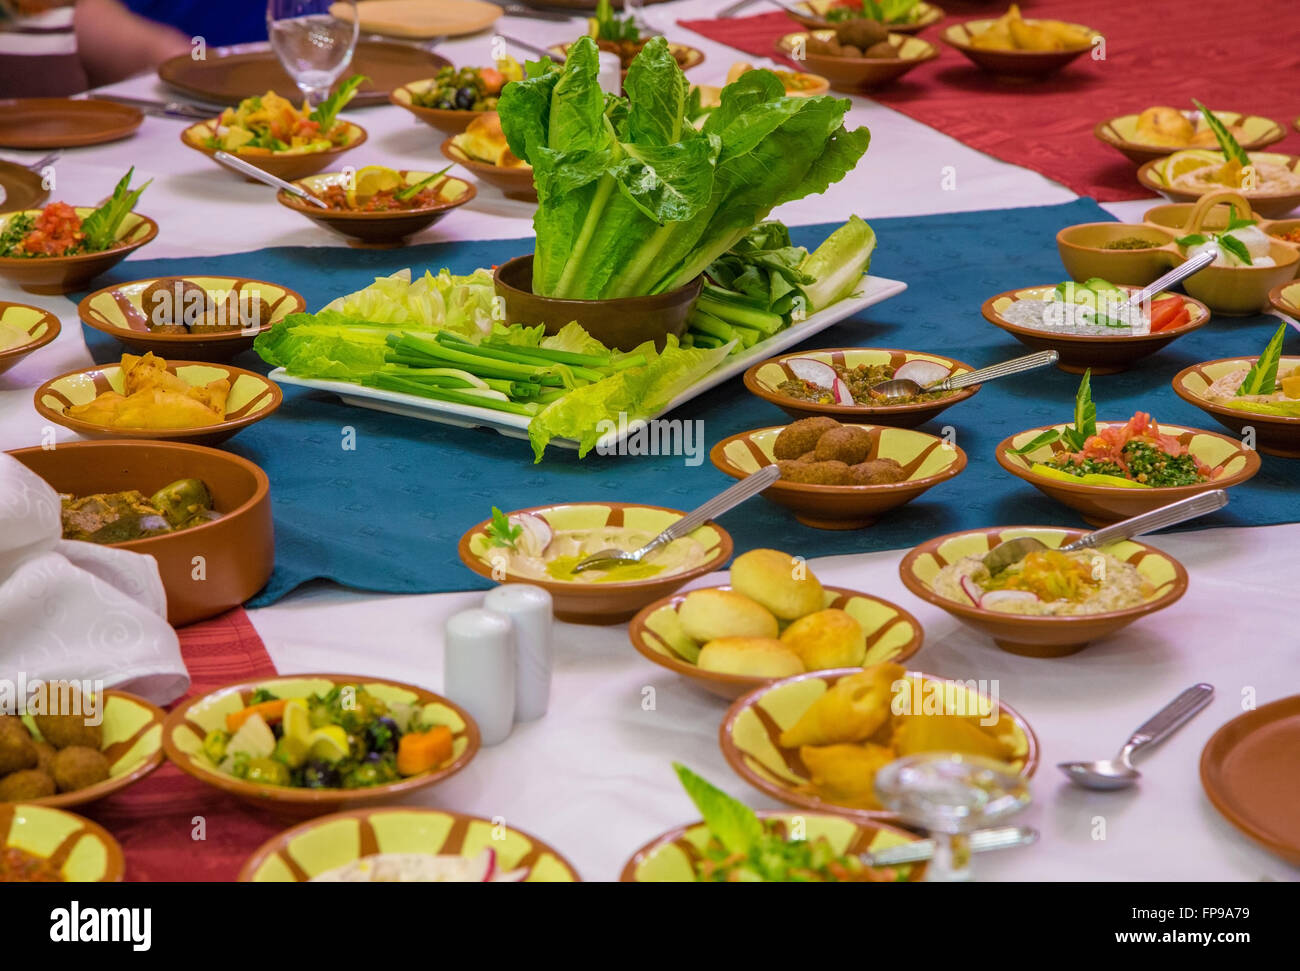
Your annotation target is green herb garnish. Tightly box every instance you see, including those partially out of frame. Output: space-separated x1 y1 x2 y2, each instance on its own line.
593 0 640 42
0 213 35 257
1193 99 1250 169
486 506 522 549
80 167 152 253
1218 233 1253 266
393 164 454 202
1237 322 1288 396
310 74 367 134
1010 369 1095 454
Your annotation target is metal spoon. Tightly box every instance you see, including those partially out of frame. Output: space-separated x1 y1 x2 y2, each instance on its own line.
213 150 329 208
1058 684 1214 790
869 349 1058 402
982 488 1227 576
860 825 1038 866
1120 247 1216 314
570 465 779 573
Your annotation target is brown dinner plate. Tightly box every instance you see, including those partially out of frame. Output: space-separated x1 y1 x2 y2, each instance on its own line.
1201 696 1300 865
158 41 450 107
0 98 142 149
0 160 48 215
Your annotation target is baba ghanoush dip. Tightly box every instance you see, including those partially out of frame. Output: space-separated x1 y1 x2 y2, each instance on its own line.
934 548 1153 616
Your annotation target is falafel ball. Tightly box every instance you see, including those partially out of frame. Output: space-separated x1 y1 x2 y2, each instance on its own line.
141 278 209 327
864 40 899 58
0 769 57 801
32 741 57 775
0 719 37 775
773 417 840 460
33 712 102 752
834 18 888 50
50 746 111 794
814 425 873 465
778 459 854 485
849 457 908 485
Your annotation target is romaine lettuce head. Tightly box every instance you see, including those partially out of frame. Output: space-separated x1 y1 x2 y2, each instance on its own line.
323 267 498 336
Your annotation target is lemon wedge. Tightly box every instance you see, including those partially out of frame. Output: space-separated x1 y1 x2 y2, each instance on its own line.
347 165 402 207
308 725 350 763
1159 149 1223 185
282 699 312 744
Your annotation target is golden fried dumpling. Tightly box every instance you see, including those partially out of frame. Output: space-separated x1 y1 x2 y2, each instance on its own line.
122 352 189 395
729 548 824 621
184 377 230 416
778 662 905 748
1135 106 1195 147
779 608 866 671
891 713 1015 762
110 388 223 428
453 112 527 168
679 589 778 642
800 743 895 809
697 637 803 679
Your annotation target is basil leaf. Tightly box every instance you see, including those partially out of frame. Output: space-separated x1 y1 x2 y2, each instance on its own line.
1193 100 1250 168
1237 322 1288 396
1175 233 1206 247
1224 204 1257 233
1218 233 1253 266
1009 428 1062 455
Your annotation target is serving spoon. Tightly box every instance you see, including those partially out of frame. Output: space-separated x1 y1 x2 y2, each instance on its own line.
1058 684 1214 790
570 465 779 573
869 349 1058 402
213 150 329 209
982 489 1227 576
1119 247 1216 314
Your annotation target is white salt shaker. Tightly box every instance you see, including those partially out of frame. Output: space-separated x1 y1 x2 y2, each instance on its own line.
444 607 516 746
484 584 553 722
597 51 622 96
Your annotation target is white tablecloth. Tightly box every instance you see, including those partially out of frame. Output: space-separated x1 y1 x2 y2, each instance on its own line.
0 0 1294 882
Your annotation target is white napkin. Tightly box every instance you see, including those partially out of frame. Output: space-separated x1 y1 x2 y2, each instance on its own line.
0 454 190 706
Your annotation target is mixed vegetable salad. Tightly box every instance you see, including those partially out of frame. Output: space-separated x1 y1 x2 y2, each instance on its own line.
0 168 150 259
205 76 364 155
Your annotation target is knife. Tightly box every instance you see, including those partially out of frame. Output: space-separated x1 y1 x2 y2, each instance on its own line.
718 0 763 15
494 32 564 62
500 3 576 21
860 826 1039 867
86 94 213 120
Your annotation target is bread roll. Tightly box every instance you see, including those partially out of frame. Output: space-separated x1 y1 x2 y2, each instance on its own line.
780 608 866 670
729 548 824 620
679 589 778 643
697 637 804 679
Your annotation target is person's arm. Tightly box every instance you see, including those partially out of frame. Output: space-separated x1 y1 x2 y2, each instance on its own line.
73 0 191 87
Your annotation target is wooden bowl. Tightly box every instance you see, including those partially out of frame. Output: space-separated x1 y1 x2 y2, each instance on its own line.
34 358 281 447
899 526 1189 657
276 170 476 247
621 809 925 882
995 421 1260 526
720 667 1039 820
784 0 944 35
0 804 124 882
0 208 156 295
694 70 829 107
1137 152 1300 220
164 673 480 818
941 18 1097 79
629 583 923 700
1270 279 1300 318
459 502 733 626
390 78 489 135
440 138 536 201
1095 110 1285 166
1173 354 1300 458
981 284 1211 374
1 689 165 810
77 275 303 361
493 254 701 352
775 31 938 92
710 423 966 530
1056 222 1181 286
9 440 274 626
180 118 367 182
0 301 60 376
241 806 580 881
743 347 979 428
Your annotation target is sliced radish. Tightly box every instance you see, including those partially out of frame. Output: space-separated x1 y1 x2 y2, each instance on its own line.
960 575 983 606
493 867 529 882
829 376 855 406
980 590 1040 612
477 847 496 882
893 359 951 389
510 512 552 558
786 357 838 389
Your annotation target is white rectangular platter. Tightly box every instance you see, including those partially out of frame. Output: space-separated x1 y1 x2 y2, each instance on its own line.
271 273 907 451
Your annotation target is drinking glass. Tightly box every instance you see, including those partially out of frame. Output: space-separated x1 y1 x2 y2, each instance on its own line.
874 753 1031 882
267 0 360 106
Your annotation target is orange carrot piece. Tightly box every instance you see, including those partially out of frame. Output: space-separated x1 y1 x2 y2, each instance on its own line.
396 725 453 776
225 699 287 734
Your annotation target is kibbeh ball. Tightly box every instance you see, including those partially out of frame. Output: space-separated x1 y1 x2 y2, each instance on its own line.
50 746 111 794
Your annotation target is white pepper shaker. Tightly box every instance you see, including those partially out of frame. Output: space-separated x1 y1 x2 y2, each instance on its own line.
443 607 515 746
484 584 553 722
597 51 622 96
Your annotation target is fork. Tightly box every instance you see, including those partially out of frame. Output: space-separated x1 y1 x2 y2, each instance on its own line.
570 464 780 573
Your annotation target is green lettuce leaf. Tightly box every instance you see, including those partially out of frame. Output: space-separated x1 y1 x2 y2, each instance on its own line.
1063 369 1097 451
254 311 397 380
322 267 498 336
309 74 366 133
673 763 762 857
1237 322 1288 396
80 168 151 252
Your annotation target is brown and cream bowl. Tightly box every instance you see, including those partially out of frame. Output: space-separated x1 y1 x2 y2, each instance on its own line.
941 17 1097 79
77 275 304 360
390 80 486 135
164 674 480 817
34 358 281 446
0 207 156 295
0 804 125 882
277 169 476 247
899 526 1189 657
621 810 925 882
743 347 978 428
996 422 1260 525
181 118 367 182
628 583 924 700
9 440 274 626
0 300 60 376
459 502 733 625
710 423 966 530
441 138 536 202
241 807 580 881
719 667 1039 820
1173 354 1300 458
775 31 939 92
1094 110 1284 167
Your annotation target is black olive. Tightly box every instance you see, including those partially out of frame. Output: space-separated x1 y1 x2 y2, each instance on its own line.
437 99 454 110
454 86 476 110
366 717 400 754
302 760 340 789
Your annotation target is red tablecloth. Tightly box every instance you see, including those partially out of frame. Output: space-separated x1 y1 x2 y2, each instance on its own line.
679 0 1300 202
84 608 284 883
